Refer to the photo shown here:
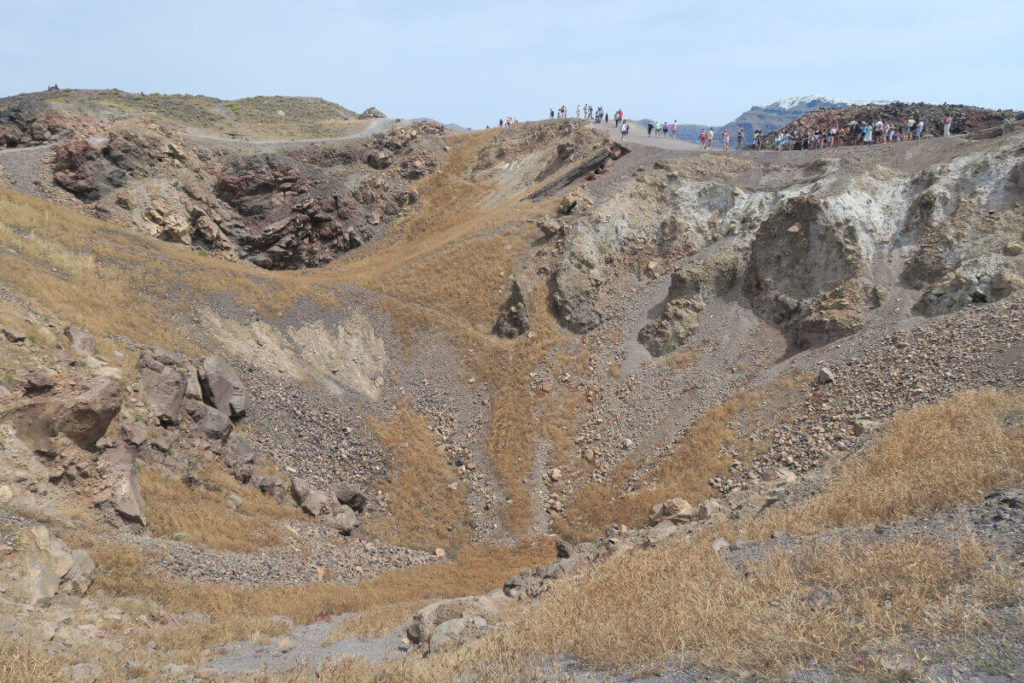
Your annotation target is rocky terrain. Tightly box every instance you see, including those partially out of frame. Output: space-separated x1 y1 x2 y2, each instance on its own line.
1 90 1024 681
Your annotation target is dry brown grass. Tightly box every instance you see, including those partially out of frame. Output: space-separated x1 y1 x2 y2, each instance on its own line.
465 532 1021 677
139 466 287 552
196 464 305 521
0 638 68 682
0 187 289 353
323 599 430 644
748 388 1024 538
70 533 554 664
367 407 471 551
555 394 751 541
538 387 585 469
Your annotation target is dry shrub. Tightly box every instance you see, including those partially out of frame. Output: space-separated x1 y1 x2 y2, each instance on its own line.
367 408 471 551
667 348 696 370
759 388 1024 536
139 467 286 552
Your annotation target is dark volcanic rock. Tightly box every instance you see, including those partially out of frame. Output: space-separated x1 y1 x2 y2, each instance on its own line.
493 280 530 338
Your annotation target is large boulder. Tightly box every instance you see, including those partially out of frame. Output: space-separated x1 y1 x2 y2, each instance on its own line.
222 435 256 468
198 356 247 419
300 489 332 517
140 365 186 425
53 378 122 449
553 259 604 332
290 476 312 505
185 400 233 441
17 525 95 606
64 550 96 596
333 484 366 512
639 251 740 356
744 197 867 348
253 475 285 498
359 107 386 119
326 505 359 535
104 451 147 526
407 594 505 646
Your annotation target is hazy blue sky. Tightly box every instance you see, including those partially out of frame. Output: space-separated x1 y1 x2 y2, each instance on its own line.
3 0 1022 128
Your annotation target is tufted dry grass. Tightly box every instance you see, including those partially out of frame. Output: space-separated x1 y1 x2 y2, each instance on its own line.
367 407 471 551
139 466 287 552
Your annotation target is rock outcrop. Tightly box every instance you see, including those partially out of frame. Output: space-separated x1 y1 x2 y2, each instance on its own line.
640 250 740 356
15 525 95 607
744 197 867 348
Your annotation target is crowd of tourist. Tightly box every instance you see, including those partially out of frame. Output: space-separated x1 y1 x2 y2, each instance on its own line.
745 114 953 151
499 106 959 154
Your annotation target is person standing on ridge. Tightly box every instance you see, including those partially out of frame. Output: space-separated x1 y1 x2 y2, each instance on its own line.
943 114 952 136
722 128 730 150
647 120 654 136
736 127 744 150
709 127 715 148
699 128 707 149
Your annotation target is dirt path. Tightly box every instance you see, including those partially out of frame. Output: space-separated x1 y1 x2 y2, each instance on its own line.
207 616 409 674
181 118 399 149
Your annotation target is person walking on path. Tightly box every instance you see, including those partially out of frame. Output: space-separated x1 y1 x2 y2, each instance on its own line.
672 120 678 139
943 115 952 136
647 121 654 136
915 118 925 140
620 121 629 139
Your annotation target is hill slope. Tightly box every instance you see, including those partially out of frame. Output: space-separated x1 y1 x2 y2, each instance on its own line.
0 88 368 144
1 99 1024 680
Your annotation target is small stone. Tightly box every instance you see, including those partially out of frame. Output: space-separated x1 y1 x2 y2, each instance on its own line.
852 419 881 436
434 547 446 558
711 538 729 553
646 520 679 545
774 467 797 484
549 468 562 482
697 499 723 520
648 498 695 525
816 367 835 385
2 326 27 343
63 326 96 354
